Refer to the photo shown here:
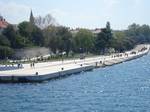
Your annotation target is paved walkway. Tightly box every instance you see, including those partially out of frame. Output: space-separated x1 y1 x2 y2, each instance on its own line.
0 44 149 76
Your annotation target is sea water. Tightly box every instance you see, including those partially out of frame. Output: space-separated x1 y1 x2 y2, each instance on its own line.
0 54 150 112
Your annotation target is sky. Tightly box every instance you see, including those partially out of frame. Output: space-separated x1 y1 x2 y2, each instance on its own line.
0 0 150 30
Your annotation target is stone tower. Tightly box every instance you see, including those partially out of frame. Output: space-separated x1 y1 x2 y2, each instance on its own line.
30 10 34 24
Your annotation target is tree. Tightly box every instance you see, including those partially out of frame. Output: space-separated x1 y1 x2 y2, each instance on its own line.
125 23 150 44
18 21 33 38
18 21 34 46
0 46 14 59
15 35 26 48
94 22 113 54
31 27 44 46
43 26 73 55
106 21 113 48
3 25 18 48
0 34 13 59
3 25 26 49
94 28 108 54
34 14 58 29
139 24 150 42
0 35 10 47
43 26 60 53
111 31 133 52
57 27 72 56
18 21 45 47
74 29 94 53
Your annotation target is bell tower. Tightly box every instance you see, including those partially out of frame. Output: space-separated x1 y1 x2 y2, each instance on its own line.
30 10 34 24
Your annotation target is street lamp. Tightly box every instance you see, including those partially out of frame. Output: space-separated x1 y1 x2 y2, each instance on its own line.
61 51 66 64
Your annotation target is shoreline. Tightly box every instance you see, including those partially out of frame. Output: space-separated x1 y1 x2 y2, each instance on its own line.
0 44 149 83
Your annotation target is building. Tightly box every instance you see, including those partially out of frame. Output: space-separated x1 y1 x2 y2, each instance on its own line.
30 10 35 24
0 15 9 33
70 28 102 35
91 28 102 35
0 15 9 29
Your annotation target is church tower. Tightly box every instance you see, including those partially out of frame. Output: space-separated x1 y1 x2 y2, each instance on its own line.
30 10 34 24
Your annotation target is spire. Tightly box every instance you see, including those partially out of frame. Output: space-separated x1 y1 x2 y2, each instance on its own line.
30 10 34 24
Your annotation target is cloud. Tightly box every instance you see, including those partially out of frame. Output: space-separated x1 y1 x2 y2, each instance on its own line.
47 8 100 28
50 9 68 18
103 0 119 8
0 1 30 23
50 9 98 21
101 0 120 19
132 0 143 8
134 0 142 5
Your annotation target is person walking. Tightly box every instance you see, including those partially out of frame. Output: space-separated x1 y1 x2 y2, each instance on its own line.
30 63 32 68
33 62 35 68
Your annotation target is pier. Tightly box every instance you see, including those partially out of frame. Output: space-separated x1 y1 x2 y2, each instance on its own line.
0 44 149 83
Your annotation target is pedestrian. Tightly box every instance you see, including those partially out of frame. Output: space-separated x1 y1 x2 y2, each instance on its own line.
35 72 38 75
30 63 32 68
20 64 23 68
33 62 35 68
17 63 20 68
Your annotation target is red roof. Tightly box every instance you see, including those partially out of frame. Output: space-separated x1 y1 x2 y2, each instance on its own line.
0 19 9 29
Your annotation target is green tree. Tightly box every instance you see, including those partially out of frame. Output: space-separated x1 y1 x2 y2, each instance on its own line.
18 21 46 47
0 35 10 47
125 23 150 44
125 23 143 44
74 29 94 53
3 25 17 48
94 28 108 54
43 26 73 55
94 22 113 54
15 35 26 48
3 25 26 49
139 24 150 42
43 26 60 53
0 46 14 59
31 27 44 46
57 27 73 56
106 21 113 48
18 21 32 38
112 31 133 52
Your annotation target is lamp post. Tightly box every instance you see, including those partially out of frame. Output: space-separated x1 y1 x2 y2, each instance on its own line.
61 52 66 64
79 48 82 59
4 49 6 60
79 47 85 65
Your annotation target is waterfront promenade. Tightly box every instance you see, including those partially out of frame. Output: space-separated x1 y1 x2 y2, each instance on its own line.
0 44 149 82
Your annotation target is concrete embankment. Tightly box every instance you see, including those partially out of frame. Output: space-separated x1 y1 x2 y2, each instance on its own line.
0 44 149 83
0 65 94 83
89 44 149 67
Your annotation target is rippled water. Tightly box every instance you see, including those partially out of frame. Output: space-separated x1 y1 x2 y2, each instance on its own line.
0 54 150 112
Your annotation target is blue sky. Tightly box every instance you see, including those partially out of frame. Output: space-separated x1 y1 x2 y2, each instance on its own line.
0 0 149 30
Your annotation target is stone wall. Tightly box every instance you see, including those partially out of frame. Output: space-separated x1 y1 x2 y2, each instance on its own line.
14 47 51 59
